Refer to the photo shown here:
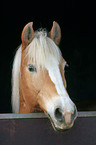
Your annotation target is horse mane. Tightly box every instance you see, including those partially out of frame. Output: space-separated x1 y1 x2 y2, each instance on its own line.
12 30 62 113
12 46 22 113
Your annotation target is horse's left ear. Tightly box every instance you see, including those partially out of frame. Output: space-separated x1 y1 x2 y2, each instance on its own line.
21 22 34 50
49 21 61 45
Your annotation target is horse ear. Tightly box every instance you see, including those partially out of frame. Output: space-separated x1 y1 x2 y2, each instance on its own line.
49 21 61 45
21 22 34 50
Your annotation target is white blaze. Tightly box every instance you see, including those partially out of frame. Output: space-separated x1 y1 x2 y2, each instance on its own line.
46 60 74 114
48 65 67 97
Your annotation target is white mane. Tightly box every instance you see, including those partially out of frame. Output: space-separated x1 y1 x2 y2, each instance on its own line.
12 30 62 113
12 46 22 113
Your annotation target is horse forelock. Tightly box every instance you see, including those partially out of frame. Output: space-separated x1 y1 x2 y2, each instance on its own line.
24 30 62 69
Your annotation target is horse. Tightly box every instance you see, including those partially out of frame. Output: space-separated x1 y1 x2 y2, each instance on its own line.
11 21 77 131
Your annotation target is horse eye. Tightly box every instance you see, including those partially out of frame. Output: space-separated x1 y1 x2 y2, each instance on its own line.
27 64 37 72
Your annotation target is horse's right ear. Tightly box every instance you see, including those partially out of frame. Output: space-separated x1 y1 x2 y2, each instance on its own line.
21 22 34 50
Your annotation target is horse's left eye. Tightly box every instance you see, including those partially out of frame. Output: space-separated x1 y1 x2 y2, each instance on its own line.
27 64 37 73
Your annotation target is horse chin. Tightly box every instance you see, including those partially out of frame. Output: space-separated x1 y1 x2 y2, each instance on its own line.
48 113 74 131
54 122 74 132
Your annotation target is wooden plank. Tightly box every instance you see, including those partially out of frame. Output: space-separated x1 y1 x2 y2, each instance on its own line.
0 117 96 145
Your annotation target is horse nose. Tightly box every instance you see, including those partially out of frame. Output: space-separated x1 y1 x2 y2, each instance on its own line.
54 107 77 125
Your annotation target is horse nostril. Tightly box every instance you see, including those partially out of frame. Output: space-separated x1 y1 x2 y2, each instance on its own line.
54 108 63 121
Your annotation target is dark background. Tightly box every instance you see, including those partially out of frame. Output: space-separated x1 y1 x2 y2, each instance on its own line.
1 0 96 113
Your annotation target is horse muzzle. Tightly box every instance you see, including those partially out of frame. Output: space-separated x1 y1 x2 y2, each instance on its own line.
48 105 78 131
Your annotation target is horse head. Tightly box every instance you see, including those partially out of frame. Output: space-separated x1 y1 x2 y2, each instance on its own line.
12 21 77 131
